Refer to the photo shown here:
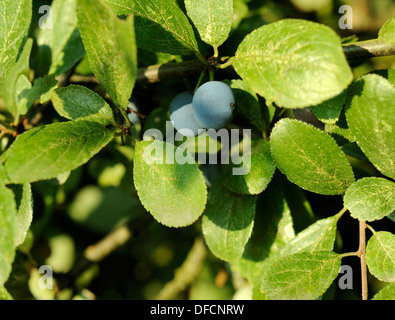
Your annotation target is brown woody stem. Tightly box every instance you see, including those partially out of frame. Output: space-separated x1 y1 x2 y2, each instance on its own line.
358 220 368 300
343 39 395 60
68 40 395 87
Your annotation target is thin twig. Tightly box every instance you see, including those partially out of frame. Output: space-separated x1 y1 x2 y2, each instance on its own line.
358 220 368 300
67 39 395 88
154 237 207 300
69 74 100 84
343 39 395 60
136 61 205 84
57 217 151 291
84 224 132 262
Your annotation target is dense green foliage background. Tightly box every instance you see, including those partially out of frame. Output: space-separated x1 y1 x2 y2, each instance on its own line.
0 0 394 300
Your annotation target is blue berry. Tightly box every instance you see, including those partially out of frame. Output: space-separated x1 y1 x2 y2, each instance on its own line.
128 100 140 125
170 92 204 137
192 81 235 129
170 92 193 114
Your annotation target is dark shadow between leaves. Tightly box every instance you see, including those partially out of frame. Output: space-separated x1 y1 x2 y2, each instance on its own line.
34 44 52 78
240 173 286 262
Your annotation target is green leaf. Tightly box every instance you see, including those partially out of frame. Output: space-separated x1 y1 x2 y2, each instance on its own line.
1 37 32 116
233 180 295 281
222 139 276 195
133 140 207 227
371 69 395 86
290 0 331 12
51 85 115 125
366 231 395 282
9 183 33 247
379 16 395 44
260 251 341 300
3 121 114 184
0 286 13 300
68 185 145 235
36 0 85 77
28 267 56 300
270 118 355 195
185 0 233 48
143 107 170 140
277 213 341 256
280 175 315 233
175 132 222 156
45 232 75 273
15 75 58 116
233 19 353 108
0 169 17 286
344 177 395 222
372 282 395 300
77 0 137 109
35 76 59 104
201 180 256 262
106 0 200 55
269 205 295 257
230 79 267 131
232 0 249 30
14 74 31 113
251 204 338 295
0 0 32 85
310 90 346 124
104 0 132 15
346 74 395 179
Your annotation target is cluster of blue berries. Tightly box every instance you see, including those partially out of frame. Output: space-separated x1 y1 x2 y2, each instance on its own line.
170 81 236 137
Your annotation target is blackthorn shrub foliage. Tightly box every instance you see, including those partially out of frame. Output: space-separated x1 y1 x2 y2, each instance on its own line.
0 0 394 300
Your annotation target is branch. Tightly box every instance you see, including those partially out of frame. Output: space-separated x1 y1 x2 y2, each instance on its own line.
57 216 151 292
343 39 395 60
358 220 368 300
133 40 395 85
137 61 203 84
135 61 236 86
62 223 133 284
154 237 207 300
67 39 395 87
84 224 132 262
